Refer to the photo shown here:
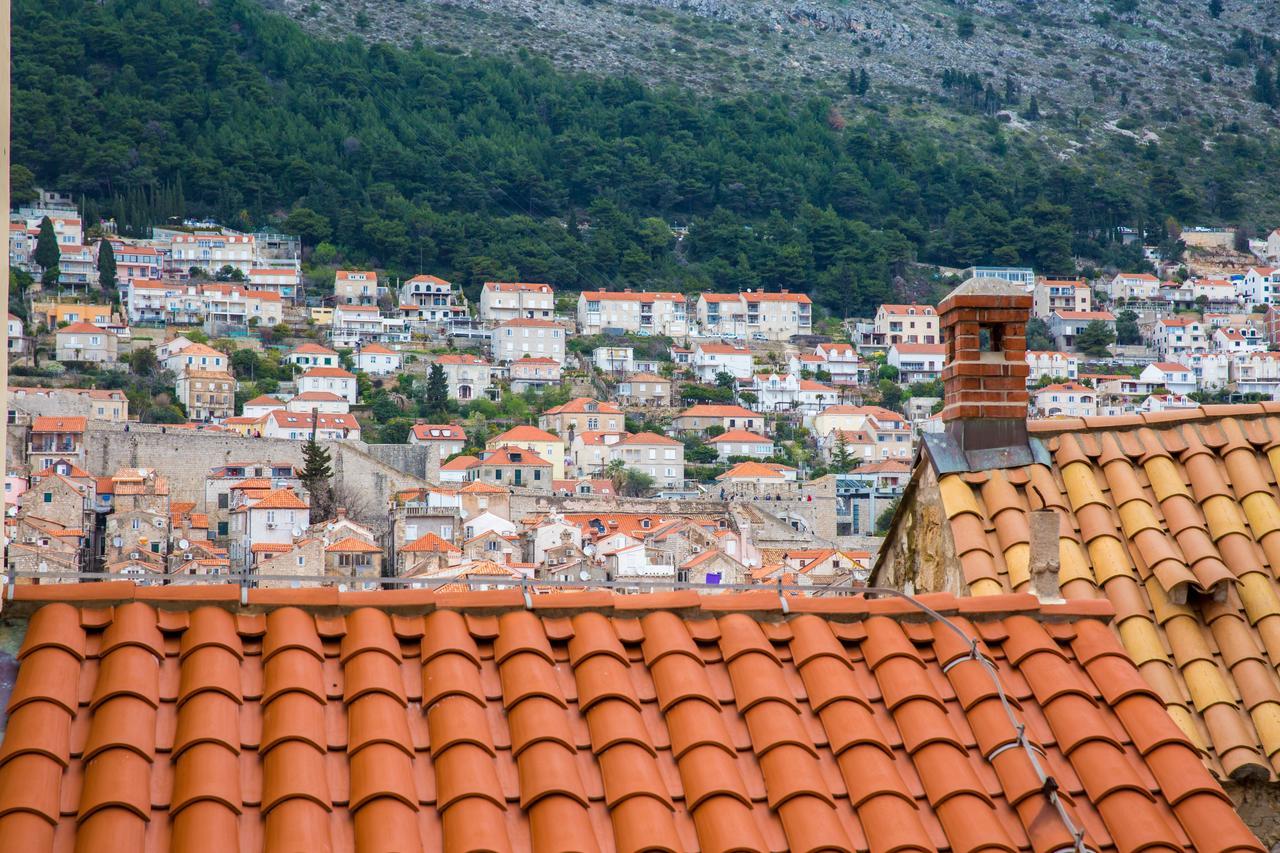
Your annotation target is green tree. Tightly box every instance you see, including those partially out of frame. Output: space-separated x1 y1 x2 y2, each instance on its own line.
300 418 334 522
128 347 158 377
425 363 449 414
875 497 902 534
830 432 855 474
1026 318 1053 351
34 216 60 284
956 13 975 38
1208 0 1222 17
97 239 117 292
1075 320 1116 356
714 371 736 391
1115 310 1140 345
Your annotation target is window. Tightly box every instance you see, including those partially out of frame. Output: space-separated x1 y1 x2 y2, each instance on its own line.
43 492 52 503
131 519 140 530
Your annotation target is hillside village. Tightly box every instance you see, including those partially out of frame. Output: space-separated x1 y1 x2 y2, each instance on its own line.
9 190 1280 597
10 200 1280 846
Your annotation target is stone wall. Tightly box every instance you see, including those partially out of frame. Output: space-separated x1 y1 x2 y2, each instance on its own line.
873 465 963 597
9 423 429 517
1222 779 1280 848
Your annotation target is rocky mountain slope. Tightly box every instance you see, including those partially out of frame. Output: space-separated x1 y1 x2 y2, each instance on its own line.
269 0 1273 126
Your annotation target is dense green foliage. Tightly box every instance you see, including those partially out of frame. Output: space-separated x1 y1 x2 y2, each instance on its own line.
14 0 1278 315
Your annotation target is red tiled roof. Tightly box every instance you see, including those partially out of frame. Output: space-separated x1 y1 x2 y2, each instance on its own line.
717 461 794 480
301 366 355 379
0 590 1259 850
496 318 563 328
248 488 309 510
439 455 480 471
31 416 86 433
614 431 682 447
542 397 622 415
891 343 945 355
290 343 339 356
480 446 551 467
491 425 559 443
324 536 381 553
677 404 757 419
56 321 110 335
400 531 461 553
581 289 685 302
891 403 1280 786
483 281 552 293
412 424 466 441
434 354 488 366
358 343 396 355
708 429 772 444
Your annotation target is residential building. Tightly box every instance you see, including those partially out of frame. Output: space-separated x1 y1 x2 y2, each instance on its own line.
871 304 938 347
330 304 383 346
1031 381 1097 418
568 431 628 478
746 373 838 414
410 424 467 457
324 537 384 585
260 410 361 441
285 392 350 415
297 367 358 405
435 354 493 401
1242 266 1280 306
696 290 812 340
487 425 566 479
1032 278 1090 317
692 342 753 381
508 357 562 393
715 461 798 498
1190 278 1239 306
1232 350 1280 396
99 240 161 286
1108 272 1160 302
811 342 866 385
204 462 302 539
354 343 401 375
285 343 341 370
672 404 761 434
1139 393 1198 414
539 398 624 436
1184 351 1231 391
959 266 1034 286
810 405 911 460
55 322 117 363
242 395 285 419
30 301 115 329
1047 309 1116 352
1025 351 1079 385
1153 316 1208 359
228 487 309 569
1267 227 1280 260
175 370 236 422
247 266 302 302
334 269 379 305
166 229 255 276
1212 326 1266 354
474 446 552 490
490 318 566 363
161 342 228 376
592 346 634 374
479 281 555 324
9 388 128 423
617 373 671 406
887 343 944 383
201 283 283 331
398 274 465 322
708 430 775 461
576 290 688 336
608 432 685 489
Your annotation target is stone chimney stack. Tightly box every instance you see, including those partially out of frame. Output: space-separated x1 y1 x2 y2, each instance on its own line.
938 277 1032 452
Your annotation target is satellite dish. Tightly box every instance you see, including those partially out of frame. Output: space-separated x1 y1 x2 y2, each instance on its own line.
291 528 302 538
178 538 189 550
578 570 591 582
584 544 596 556
5 506 15 517
112 536 122 547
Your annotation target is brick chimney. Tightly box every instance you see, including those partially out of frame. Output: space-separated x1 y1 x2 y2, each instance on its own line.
938 277 1032 452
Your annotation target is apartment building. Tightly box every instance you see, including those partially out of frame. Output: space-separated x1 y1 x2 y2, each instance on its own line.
871 304 938 346
487 425 566 479
435 354 493 401
1025 351 1080 384
886 343 944 383
399 274 466 323
1242 266 1280 306
176 370 236 422
1153 316 1208 359
334 269 379 305
330 304 383 346
166 230 256 276
126 280 204 324
161 342 228 376
577 290 688 336
1031 278 1091 318
285 343 340 370
1107 272 1160 301
479 282 555 324
696 290 812 340
490 318 566 363
608 433 685 489
1031 381 1097 418
247 267 302 302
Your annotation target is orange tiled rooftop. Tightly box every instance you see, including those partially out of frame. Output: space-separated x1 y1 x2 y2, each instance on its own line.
0 585 1262 850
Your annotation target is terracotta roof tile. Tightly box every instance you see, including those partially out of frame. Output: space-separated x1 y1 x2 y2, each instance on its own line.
0 591 1259 850
898 409 1280 789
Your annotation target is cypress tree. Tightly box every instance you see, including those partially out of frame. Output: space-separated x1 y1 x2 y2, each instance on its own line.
97 239 118 292
34 216 61 285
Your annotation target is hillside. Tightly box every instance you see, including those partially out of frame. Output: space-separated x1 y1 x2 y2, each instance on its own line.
273 0 1275 123
12 0 1280 319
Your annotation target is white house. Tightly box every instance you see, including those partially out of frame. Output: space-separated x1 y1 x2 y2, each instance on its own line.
708 430 775 461
1108 273 1160 302
608 432 685 489
8 313 26 357
1031 382 1097 419
577 290 688 336
479 282 555 324
260 410 361 441
242 395 285 419
297 367 358 404
161 342 228 376
593 346 635 374
1231 351 1280 396
1140 394 1198 414
1025 351 1079 385
410 424 467 457
812 342 865 385
286 392 350 415
331 304 383 347
354 343 401 375
285 343 341 370
1153 317 1208 360
1212 326 1266 354
1242 267 1280 307
1139 362 1197 395
490 318 565 364
693 342 753 382
887 343 945 383
435 354 493 401
1184 351 1231 391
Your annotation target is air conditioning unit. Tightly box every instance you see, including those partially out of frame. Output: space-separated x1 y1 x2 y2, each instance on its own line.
265 523 277 529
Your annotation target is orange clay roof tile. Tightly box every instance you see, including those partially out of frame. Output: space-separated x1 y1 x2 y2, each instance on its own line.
899 408 1280 787
0 590 1260 850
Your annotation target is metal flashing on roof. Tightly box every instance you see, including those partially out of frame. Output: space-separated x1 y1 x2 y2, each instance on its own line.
923 430 1043 474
